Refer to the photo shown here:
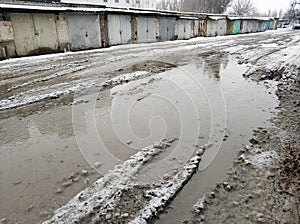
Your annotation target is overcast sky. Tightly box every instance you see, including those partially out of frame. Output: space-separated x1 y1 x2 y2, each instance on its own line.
251 0 291 13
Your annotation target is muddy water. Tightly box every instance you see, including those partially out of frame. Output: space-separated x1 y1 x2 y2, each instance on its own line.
0 55 278 223
155 59 278 222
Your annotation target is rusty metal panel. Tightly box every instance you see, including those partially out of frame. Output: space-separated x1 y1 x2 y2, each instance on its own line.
0 21 14 42
136 16 148 42
108 14 121 45
120 15 131 44
199 20 206 36
67 14 101 50
100 14 109 47
32 14 59 52
147 17 157 42
131 16 137 42
10 13 37 56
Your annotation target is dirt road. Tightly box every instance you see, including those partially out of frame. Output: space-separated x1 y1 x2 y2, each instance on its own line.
0 29 299 224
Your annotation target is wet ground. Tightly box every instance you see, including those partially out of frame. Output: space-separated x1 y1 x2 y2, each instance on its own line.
0 29 299 224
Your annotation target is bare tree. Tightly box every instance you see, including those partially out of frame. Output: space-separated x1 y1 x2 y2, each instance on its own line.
271 9 278 18
181 0 232 14
278 8 283 18
283 0 300 20
229 0 257 16
156 0 182 11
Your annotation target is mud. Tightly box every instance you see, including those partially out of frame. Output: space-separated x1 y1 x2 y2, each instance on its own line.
188 34 300 224
0 29 299 224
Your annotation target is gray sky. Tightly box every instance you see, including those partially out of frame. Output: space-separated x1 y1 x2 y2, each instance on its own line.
251 0 291 13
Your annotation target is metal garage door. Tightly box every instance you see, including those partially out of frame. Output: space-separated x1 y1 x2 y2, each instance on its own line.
32 14 59 52
120 15 131 44
160 17 175 41
137 16 157 43
108 14 121 45
160 17 168 41
178 19 185 40
185 20 191 39
167 18 175 40
147 17 157 42
10 13 37 56
108 14 131 45
67 14 101 50
137 16 148 43
194 20 199 37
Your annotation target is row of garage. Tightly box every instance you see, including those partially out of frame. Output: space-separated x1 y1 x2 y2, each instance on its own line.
0 3 278 59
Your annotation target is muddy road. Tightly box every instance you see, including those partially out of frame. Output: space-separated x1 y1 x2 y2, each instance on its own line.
0 29 299 224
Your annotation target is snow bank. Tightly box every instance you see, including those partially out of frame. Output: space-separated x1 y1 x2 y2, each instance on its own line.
0 71 148 111
129 149 205 224
43 138 174 224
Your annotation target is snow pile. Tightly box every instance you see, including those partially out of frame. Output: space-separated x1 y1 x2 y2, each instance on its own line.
193 196 207 214
7 66 87 92
246 150 279 168
129 149 205 224
42 138 208 224
0 71 148 111
43 138 174 223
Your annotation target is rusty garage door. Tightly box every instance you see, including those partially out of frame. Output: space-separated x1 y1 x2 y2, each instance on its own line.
0 21 14 42
67 14 101 50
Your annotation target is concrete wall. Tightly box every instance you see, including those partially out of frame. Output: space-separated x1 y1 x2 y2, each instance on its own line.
56 14 70 51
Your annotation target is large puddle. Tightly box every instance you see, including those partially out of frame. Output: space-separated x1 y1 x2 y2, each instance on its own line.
0 56 278 223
